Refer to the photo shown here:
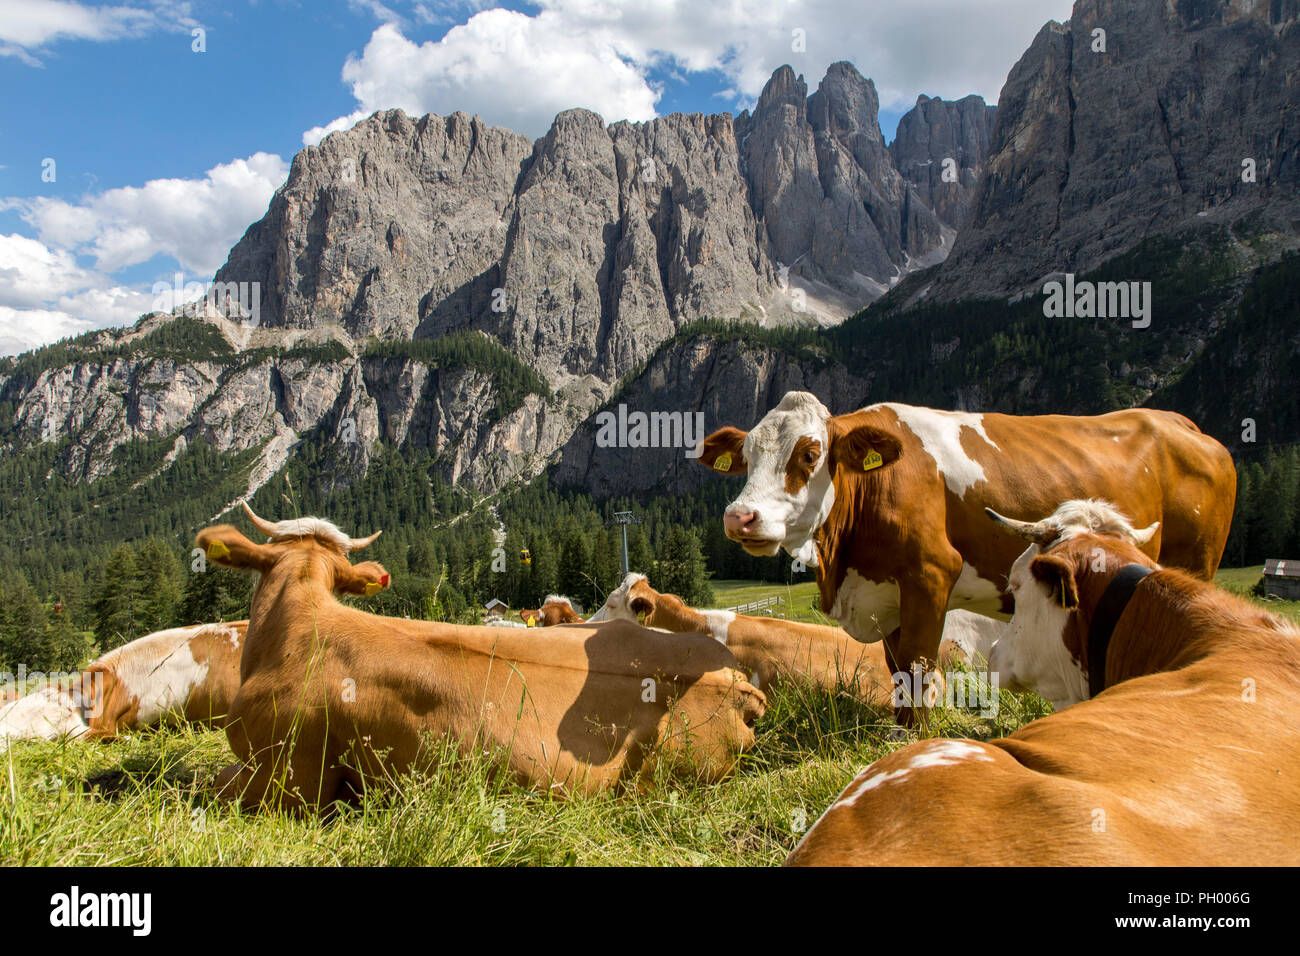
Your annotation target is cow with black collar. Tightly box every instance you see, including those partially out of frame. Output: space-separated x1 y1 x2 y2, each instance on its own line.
788 501 1300 866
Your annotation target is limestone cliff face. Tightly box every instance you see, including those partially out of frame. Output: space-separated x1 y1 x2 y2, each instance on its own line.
924 0 1300 302
889 94 998 230
554 337 871 497
737 62 954 303
217 61 979 377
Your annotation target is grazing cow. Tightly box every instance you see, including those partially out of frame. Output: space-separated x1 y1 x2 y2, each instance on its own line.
699 391 1234 719
79 621 248 738
519 596 583 628
787 508 1300 866
0 686 89 748
199 503 765 813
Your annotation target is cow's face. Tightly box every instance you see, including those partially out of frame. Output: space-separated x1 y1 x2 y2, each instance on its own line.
697 392 901 566
990 533 1155 709
587 573 656 624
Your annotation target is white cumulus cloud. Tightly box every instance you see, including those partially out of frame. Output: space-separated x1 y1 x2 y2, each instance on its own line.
307 0 1074 143
0 153 287 355
307 11 661 143
0 234 159 355
0 0 197 64
12 152 288 276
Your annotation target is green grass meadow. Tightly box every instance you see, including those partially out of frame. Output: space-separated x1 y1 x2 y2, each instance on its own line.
0 569 1287 866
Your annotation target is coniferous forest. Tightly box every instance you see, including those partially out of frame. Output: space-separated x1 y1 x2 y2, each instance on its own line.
1 245 1297 671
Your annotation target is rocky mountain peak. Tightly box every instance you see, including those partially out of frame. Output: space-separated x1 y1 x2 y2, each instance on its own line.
753 64 808 116
921 0 1300 302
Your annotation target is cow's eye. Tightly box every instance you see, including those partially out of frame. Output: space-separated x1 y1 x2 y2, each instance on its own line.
802 451 816 465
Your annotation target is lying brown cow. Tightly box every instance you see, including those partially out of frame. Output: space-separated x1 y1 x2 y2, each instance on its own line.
0 621 248 746
519 596 583 627
81 621 248 738
700 392 1235 720
788 502 1300 865
587 573 893 700
200 503 765 813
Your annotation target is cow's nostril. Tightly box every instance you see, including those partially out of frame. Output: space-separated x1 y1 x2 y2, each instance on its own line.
724 509 758 533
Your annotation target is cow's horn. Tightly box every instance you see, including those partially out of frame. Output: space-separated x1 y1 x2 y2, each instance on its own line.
242 500 280 538
985 507 1057 545
347 530 382 551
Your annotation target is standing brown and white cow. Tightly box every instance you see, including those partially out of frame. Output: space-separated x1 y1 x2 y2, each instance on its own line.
699 392 1235 718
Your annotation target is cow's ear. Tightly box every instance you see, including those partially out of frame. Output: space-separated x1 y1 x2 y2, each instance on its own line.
196 526 278 574
828 420 902 475
629 593 655 624
1029 554 1080 610
520 609 539 626
336 560 391 596
696 427 748 475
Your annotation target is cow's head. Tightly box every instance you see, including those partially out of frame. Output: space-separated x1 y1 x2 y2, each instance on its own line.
986 500 1159 709
696 392 902 566
540 596 583 625
196 502 391 598
587 573 657 624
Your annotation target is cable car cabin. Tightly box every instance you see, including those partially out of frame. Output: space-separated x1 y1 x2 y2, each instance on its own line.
520 549 531 565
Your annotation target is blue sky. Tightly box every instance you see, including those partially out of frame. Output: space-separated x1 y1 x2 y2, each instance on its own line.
0 0 1074 355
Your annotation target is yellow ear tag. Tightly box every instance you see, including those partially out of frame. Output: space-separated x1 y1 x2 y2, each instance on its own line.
712 452 732 473
364 581 383 595
206 540 231 561
525 616 536 627
637 608 648 624
862 450 883 471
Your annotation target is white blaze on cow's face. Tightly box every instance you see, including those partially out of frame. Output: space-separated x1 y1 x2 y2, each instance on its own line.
587 573 648 623
988 542 1088 709
986 498 1161 709
718 392 837 564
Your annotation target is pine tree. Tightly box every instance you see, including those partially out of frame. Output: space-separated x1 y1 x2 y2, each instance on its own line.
177 563 252 626
135 538 182 634
94 543 140 651
0 571 55 672
589 529 617 600
557 531 590 602
657 526 714 606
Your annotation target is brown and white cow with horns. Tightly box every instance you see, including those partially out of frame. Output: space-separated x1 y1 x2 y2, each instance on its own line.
698 391 1235 720
787 502 1300 866
200 503 765 813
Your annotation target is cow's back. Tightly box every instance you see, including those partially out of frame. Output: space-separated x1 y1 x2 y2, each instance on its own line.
729 617 892 703
790 633 1300 866
84 621 247 736
907 405 1235 583
227 613 764 801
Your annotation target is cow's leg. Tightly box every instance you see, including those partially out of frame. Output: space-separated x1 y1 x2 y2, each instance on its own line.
888 569 957 727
